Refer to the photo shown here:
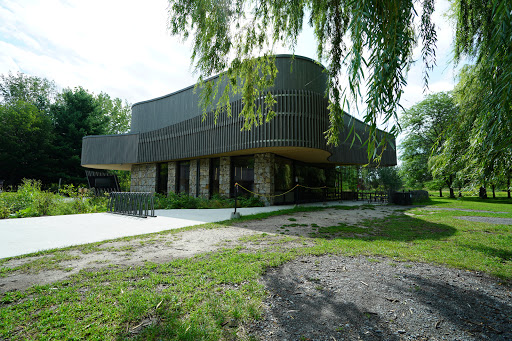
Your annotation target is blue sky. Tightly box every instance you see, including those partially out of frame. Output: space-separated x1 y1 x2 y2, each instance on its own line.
0 0 458 121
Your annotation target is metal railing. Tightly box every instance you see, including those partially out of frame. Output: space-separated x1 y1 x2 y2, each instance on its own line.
107 192 155 218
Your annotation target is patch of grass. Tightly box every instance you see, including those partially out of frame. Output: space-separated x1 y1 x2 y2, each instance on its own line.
0 247 299 340
315 223 370 237
1 252 80 276
287 217 297 221
1 197 511 340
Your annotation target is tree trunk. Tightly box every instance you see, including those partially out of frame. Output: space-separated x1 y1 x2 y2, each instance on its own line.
449 187 455 198
492 184 496 199
439 187 443 197
459 188 462 197
508 175 511 199
479 186 487 199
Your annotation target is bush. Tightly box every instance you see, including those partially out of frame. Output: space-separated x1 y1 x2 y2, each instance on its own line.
0 179 107 219
154 193 265 209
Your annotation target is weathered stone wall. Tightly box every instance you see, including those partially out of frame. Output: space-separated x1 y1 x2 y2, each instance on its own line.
254 153 275 206
167 161 177 194
189 160 198 197
199 158 210 198
130 163 157 193
219 157 231 197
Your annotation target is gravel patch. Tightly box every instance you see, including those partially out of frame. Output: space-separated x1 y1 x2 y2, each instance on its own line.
454 216 512 225
247 255 512 341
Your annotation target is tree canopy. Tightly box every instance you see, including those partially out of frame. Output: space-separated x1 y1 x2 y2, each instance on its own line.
167 0 510 163
431 65 512 197
399 92 458 192
0 73 132 187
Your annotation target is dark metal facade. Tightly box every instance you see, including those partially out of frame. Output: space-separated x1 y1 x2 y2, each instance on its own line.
81 55 397 169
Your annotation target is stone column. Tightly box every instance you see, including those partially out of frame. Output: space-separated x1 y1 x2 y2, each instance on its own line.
219 156 231 197
189 159 198 197
167 161 177 194
130 163 157 193
199 158 210 198
254 153 275 206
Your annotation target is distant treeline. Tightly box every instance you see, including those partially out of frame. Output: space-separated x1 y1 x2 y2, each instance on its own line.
0 72 131 187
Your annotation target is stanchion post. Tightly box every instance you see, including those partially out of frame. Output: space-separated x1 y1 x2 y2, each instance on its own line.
231 183 241 219
234 183 238 214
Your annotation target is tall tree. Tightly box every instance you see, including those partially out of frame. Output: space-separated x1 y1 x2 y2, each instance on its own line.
433 65 512 197
0 72 57 115
0 101 54 186
399 92 458 194
452 0 512 162
52 87 109 183
96 93 131 134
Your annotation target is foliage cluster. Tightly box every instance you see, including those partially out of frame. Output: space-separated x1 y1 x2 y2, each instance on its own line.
0 179 107 219
339 165 403 192
0 72 131 187
361 166 403 192
167 0 437 162
154 193 264 209
400 86 511 198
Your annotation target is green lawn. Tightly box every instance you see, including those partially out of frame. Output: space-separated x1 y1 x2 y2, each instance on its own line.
1 197 511 340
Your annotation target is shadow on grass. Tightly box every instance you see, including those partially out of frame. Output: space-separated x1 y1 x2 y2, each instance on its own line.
241 213 457 242
461 244 512 262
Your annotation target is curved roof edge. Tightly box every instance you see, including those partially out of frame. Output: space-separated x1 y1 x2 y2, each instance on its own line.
131 54 327 109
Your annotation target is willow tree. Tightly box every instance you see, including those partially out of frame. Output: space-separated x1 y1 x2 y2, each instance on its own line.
167 0 437 161
452 0 512 164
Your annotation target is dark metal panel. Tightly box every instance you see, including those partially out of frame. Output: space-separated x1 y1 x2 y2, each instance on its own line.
81 133 139 165
130 55 328 134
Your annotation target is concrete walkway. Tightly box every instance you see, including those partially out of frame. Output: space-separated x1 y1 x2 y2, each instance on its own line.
0 201 363 259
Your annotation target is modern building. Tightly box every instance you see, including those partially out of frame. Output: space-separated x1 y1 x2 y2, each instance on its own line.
81 55 396 204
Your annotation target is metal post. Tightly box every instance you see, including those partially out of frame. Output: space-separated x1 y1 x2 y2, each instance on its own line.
234 184 238 214
231 183 240 219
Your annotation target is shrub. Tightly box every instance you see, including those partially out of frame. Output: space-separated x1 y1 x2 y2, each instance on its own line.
154 193 265 209
0 179 107 218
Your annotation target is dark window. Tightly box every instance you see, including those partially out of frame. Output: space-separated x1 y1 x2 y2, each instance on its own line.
177 161 190 194
210 158 220 196
231 156 254 196
157 163 168 194
274 156 294 204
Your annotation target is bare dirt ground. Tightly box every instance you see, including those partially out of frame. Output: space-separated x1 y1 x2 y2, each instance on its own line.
247 255 511 341
1 205 511 341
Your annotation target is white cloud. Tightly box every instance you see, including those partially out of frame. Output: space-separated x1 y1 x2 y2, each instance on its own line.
0 0 196 103
0 0 458 116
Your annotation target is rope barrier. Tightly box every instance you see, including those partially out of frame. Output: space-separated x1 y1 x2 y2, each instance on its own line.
234 183 299 198
234 183 335 199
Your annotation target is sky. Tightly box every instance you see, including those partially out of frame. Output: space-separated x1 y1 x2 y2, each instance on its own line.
0 0 458 123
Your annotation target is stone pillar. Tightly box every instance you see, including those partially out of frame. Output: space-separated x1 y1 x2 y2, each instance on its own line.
167 161 177 194
254 153 275 206
219 156 231 197
189 159 198 197
130 163 157 193
199 158 210 198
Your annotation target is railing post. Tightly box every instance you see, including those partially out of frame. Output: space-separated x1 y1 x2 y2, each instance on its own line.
231 183 240 219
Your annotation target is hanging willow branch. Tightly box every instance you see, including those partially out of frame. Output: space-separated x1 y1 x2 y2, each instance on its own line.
167 0 438 162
